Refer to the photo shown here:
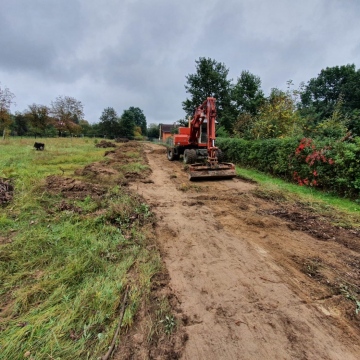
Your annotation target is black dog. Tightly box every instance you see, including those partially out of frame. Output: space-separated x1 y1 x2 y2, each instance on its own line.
34 142 45 151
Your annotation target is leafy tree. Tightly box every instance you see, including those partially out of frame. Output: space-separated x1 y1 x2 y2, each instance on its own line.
88 123 102 138
313 96 348 139
127 107 147 135
147 123 159 139
119 109 135 138
177 118 189 127
232 70 265 116
11 112 29 136
51 96 84 136
25 104 50 138
233 112 254 139
134 126 142 137
251 88 302 139
300 64 360 123
348 109 360 137
98 107 120 138
43 124 58 137
231 71 265 139
0 83 15 139
182 57 234 131
78 120 92 136
58 120 82 136
216 125 230 138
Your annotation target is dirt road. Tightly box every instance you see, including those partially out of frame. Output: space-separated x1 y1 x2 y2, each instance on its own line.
132 143 360 359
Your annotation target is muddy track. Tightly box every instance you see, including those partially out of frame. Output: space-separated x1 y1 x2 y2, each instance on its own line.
132 143 360 360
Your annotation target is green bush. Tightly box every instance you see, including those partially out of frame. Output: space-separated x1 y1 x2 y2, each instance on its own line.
217 136 360 198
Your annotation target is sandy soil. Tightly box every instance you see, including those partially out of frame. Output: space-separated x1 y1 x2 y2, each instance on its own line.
130 143 360 360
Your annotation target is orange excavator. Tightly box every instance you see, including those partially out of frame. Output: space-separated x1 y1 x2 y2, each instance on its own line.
166 97 236 180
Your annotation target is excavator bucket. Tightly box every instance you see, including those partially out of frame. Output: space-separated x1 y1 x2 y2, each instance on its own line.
189 162 236 181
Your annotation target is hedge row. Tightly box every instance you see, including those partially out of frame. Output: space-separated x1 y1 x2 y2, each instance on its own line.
217 137 360 198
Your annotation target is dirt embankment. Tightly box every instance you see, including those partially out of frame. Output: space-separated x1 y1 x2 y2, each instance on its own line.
130 143 360 360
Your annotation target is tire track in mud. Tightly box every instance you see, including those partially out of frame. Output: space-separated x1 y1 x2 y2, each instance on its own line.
132 144 360 360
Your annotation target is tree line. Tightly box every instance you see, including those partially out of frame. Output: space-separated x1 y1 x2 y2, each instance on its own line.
95 106 147 139
182 58 360 141
2 58 359 141
0 89 88 138
0 84 149 139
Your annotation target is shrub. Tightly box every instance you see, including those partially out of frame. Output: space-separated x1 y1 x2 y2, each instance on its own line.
217 136 360 197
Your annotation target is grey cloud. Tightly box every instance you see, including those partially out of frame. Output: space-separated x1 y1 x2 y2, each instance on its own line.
1 1 84 75
0 0 359 124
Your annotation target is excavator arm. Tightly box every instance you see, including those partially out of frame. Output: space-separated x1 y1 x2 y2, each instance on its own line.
189 97 218 165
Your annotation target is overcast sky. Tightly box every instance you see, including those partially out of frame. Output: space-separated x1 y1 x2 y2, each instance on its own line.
1 0 359 125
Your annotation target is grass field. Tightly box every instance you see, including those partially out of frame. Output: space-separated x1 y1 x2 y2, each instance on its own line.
0 138 166 359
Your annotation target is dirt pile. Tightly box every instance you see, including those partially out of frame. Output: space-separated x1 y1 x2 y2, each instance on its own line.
74 163 122 184
115 137 129 143
263 207 360 251
116 141 144 153
95 140 116 148
80 163 119 176
45 175 105 199
0 178 14 205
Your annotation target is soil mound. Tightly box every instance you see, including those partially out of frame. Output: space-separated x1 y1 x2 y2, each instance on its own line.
263 208 360 252
74 163 124 184
45 175 105 199
151 148 166 154
77 163 119 177
0 178 14 205
119 141 143 152
95 140 116 148
115 137 129 143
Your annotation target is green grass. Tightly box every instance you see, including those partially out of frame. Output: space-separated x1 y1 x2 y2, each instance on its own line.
0 138 162 359
236 166 360 226
0 138 103 180
119 163 149 173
